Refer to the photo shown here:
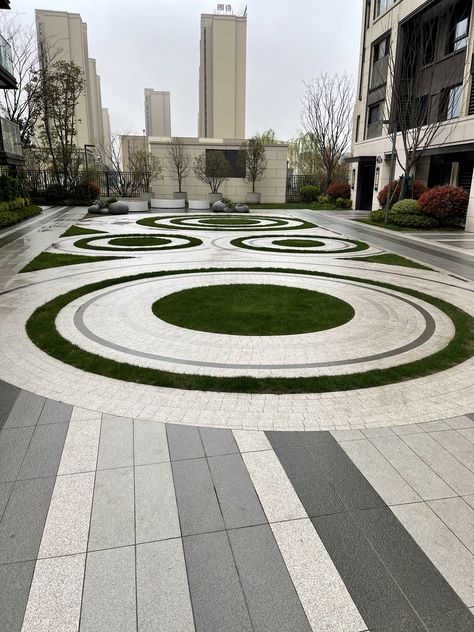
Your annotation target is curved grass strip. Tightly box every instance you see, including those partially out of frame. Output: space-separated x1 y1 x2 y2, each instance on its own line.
108 236 172 247
230 235 369 254
152 284 354 335
273 239 325 248
20 252 126 273
26 267 474 394
137 214 317 231
73 233 202 252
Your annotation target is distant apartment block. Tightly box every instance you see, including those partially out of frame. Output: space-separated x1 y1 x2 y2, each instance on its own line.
144 89 171 137
35 9 110 155
198 6 247 139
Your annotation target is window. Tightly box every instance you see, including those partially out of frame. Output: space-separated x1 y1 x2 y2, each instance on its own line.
448 1 470 53
422 19 438 65
355 115 361 143
453 17 469 50
440 84 463 120
374 0 396 19
367 101 384 138
206 149 245 178
368 102 382 125
374 35 389 62
370 34 390 89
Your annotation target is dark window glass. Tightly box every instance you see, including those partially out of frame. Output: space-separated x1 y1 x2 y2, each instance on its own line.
439 84 463 120
368 103 381 124
422 19 438 65
206 149 245 178
448 1 470 53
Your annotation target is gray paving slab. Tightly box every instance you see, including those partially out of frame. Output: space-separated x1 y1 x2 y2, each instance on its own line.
199 427 239 456
0 426 34 482
353 506 472 622
135 462 180 543
0 476 55 563
420 420 451 432
402 432 474 495
446 416 474 430
312 512 426 631
391 424 425 435
4 391 45 428
431 430 474 472
166 424 205 461
428 497 474 555
88 466 135 551
361 426 394 439
228 524 312 632
0 481 12 519
0 561 35 632
37 398 72 426
17 422 69 480
171 458 224 536
371 435 457 500
465 495 474 510
460 428 474 444
80 546 136 632
0 379 20 432
267 430 335 451
330 429 365 441
136 539 194 632
97 415 133 469
134 420 168 465
207 453 267 529
183 531 252 632
422 609 474 631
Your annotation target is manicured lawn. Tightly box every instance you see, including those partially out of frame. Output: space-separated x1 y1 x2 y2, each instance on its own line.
108 236 172 247
152 284 354 335
273 239 325 248
60 225 106 237
354 219 463 232
26 267 474 394
20 252 125 273
348 254 434 271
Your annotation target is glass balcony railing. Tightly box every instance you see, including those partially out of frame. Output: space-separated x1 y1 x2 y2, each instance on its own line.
0 116 22 157
0 34 14 77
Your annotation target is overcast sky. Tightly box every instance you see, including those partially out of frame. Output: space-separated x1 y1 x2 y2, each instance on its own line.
11 0 363 140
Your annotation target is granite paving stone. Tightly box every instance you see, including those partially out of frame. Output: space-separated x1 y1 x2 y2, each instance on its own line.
0 379 20 432
0 426 34 482
134 420 169 465
0 480 13 519
17 422 69 480
199 427 239 456
97 414 133 469
4 391 45 428
166 424 205 461
428 497 474 555
445 416 474 430
232 429 272 453
135 462 180 543
0 561 35 632
37 398 72 425
58 417 101 475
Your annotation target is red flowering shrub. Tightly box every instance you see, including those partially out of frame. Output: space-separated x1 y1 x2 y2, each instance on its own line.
418 185 468 225
377 179 427 208
327 183 351 200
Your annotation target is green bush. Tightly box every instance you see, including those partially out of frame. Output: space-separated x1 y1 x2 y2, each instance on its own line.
300 185 320 202
0 204 42 228
221 197 235 209
318 194 332 205
390 212 437 228
391 199 420 214
0 197 28 213
369 209 386 223
0 174 19 202
44 184 69 203
335 197 352 209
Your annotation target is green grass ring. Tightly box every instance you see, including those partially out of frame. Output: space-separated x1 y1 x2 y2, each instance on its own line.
137 215 317 231
73 233 202 252
230 235 369 254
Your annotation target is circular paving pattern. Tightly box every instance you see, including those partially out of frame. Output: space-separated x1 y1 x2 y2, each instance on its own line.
73 233 202 252
151 283 355 335
230 234 370 254
137 214 317 231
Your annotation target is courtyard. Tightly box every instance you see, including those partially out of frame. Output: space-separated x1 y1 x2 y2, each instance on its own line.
0 206 473 631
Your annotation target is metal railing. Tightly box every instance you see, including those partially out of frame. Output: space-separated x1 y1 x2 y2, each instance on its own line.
286 175 322 201
0 35 14 77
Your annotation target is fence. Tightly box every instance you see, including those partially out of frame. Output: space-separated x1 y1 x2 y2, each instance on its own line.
286 175 322 202
16 169 151 199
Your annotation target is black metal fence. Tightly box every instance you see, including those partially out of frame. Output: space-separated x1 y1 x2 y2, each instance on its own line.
286 175 322 202
16 169 150 198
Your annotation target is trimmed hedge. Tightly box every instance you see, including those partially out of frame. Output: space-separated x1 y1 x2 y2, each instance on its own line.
378 179 427 208
0 204 42 229
300 185 320 202
391 199 419 214
335 197 352 209
369 207 437 228
418 185 468 225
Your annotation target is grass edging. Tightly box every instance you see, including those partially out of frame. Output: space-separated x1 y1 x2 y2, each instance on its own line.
345 254 434 271
20 252 127 273
230 235 369 254
25 267 474 394
60 225 107 237
137 215 317 231
73 233 202 252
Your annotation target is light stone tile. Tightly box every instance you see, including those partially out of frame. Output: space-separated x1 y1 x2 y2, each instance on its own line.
392 502 474 608
137 539 194 632
371 436 456 500
330 429 365 441
39 471 94 558
134 420 169 465
340 439 421 505
459 428 474 445
233 430 272 453
428 497 474 555
242 449 306 523
430 430 474 473
58 418 101 475
446 416 474 430
21 553 85 632
402 432 474 495
464 495 474 510
390 424 425 435
97 415 133 469
271 519 367 632
361 427 394 439
419 420 451 432
135 462 180 543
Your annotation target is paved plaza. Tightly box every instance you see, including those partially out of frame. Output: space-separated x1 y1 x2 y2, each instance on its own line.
0 207 474 631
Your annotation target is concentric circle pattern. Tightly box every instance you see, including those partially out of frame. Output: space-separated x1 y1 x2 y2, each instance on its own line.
73 233 202 252
230 234 369 254
137 214 317 231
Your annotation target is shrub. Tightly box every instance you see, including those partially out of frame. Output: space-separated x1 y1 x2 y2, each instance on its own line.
73 180 100 204
300 185 320 202
0 204 42 229
44 184 69 203
327 183 351 200
0 174 19 202
418 185 468 225
377 179 427 208
335 197 352 209
369 209 386 223
318 194 332 205
221 197 235 210
390 212 437 228
391 199 420 215
0 197 28 213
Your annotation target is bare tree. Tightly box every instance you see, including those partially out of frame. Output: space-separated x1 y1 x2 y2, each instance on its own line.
166 139 191 193
193 150 230 194
129 148 162 193
301 73 354 187
239 135 267 193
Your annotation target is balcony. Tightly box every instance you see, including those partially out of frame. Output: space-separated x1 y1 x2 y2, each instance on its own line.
0 117 24 166
0 34 16 89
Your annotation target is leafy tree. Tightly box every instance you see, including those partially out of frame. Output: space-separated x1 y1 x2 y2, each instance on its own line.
193 150 231 194
166 139 191 192
258 129 277 143
239 135 267 193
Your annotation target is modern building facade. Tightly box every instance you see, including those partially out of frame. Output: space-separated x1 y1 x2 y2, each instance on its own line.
198 6 247 139
120 134 148 171
144 89 171 137
350 0 474 230
35 9 110 157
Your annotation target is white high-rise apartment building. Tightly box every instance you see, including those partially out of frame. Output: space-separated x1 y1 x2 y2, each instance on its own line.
350 0 474 230
144 89 171 137
35 9 109 154
198 5 247 139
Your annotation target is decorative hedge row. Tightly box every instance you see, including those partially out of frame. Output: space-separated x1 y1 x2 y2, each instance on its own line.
0 203 42 229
